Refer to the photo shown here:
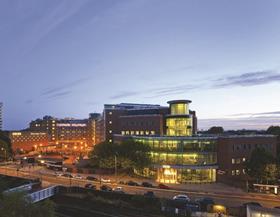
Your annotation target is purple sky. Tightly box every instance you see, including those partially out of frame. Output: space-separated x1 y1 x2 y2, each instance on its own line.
1 0 280 130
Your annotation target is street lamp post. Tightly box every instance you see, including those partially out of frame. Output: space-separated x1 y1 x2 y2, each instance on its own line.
115 154 118 183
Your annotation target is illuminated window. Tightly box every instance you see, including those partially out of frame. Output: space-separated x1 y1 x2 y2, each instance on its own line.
236 170 240 175
150 131 155 135
135 131 139 135
109 139 112 143
109 121 112 124
170 103 188 115
242 157 246 162
242 169 246 174
130 131 134 135
231 158 235 164
109 130 112 133
236 158 241 164
140 131 144 135
145 131 149 135
231 170 235 176
125 131 129 135
109 112 112 115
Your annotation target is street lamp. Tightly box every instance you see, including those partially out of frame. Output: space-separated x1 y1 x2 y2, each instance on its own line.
1 147 6 162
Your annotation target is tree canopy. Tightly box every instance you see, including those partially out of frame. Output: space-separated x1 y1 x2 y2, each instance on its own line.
0 131 12 160
207 126 224 134
266 126 280 135
89 140 152 170
0 191 55 217
245 148 278 183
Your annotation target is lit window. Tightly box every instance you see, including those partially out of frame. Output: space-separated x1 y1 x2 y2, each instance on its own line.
145 131 149 135
243 169 246 174
242 157 246 162
150 131 155 135
236 158 241 164
109 139 112 143
125 131 129 135
109 121 112 124
232 158 235 164
236 170 240 175
109 130 112 133
121 131 125 135
140 131 144 135
109 112 112 115
130 131 134 135
136 131 139 135
231 170 235 176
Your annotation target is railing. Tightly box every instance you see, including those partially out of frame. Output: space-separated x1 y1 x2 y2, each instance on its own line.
29 185 58 203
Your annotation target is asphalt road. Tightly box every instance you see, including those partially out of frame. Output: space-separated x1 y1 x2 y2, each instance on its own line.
0 166 280 209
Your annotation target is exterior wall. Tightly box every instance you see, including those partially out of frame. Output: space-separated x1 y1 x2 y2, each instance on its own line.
119 114 164 136
103 102 197 142
10 131 49 152
217 135 278 185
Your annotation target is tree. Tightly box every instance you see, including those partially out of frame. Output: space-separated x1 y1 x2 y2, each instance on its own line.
207 126 224 134
266 126 280 135
0 191 55 217
89 140 151 170
0 131 12 161
245 148 277 183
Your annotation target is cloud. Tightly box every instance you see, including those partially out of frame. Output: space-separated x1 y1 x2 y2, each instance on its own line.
46 91 72 99
213 70 280 88
109 69 280 100
110 91 139 99
41 77 91 96
199 116 280 130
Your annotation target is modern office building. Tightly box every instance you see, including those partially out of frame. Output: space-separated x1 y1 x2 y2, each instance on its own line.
103 102 197 143
114 100 217 184
113 99 278 185
0 102 3 130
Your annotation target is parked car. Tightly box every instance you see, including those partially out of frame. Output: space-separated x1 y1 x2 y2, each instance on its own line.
173 194 191 202
62 173 73 178
100 185 112 192
144 191 156 198
84 183 96 190
86 176 98 181
142 182 153 188
126 180 140 186
74 174 83 179
101 178 111 183
243 202 262 207
196 197 215 211
55 172 63 177
113 187 125 194
158 183 170 189
274 206 280 209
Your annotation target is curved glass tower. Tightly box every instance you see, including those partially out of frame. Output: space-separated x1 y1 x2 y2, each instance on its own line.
132 100 218 184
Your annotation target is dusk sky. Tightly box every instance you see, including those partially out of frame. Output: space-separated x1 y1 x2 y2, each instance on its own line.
1 0 280 130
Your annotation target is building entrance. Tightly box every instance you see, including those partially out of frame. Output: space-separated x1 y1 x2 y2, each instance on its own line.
157 167 177 184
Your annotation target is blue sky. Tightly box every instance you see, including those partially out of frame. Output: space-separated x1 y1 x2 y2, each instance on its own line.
1 0 280 130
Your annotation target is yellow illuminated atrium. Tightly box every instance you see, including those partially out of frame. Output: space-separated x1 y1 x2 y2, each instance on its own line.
132 100 218 184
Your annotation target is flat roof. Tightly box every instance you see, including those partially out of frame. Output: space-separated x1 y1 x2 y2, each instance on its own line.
167 100 192 104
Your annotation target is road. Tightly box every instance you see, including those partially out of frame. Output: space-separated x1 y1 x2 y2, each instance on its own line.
0 165 280 209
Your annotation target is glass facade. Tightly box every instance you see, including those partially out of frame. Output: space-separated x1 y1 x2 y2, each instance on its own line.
134 136 218 183
166 117 192 136
170 103 189 115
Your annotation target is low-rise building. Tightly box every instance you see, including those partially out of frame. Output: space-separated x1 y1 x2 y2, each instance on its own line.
10 131 49 153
